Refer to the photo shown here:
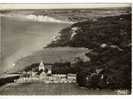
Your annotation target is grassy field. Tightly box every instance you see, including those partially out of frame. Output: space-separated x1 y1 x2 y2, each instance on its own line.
15 47 89 72
0 82 118 95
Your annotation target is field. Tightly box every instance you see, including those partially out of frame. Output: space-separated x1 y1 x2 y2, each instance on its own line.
0 82 118 95
15 47 89 72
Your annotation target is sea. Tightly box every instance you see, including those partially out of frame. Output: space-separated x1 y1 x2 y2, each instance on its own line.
0 15 70 73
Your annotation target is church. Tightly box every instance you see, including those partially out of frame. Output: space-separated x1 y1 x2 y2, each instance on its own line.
38 60 52 76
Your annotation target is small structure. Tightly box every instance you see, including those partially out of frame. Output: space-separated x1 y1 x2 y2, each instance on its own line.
67 73 76 83
39 60 45 71
96 68 103 74
44 64 52 75
67 73 76 79
38 60 52 75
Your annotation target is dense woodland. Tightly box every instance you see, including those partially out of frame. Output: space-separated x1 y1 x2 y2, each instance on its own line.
47 13 131 90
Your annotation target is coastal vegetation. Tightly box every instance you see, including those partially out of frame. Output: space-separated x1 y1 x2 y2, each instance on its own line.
47 13 131 90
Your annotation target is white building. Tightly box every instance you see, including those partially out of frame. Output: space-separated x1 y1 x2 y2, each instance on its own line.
39 60 45 71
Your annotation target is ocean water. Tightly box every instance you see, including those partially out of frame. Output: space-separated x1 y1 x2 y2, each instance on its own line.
0 16 70 73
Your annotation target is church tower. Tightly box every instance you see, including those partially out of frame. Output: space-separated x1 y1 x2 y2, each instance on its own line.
39 60 45 71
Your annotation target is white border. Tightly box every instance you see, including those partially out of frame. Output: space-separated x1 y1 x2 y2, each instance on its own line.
0 0 132 3
0 3 131 10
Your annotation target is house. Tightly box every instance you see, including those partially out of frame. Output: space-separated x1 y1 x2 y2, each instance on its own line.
67 73 76 83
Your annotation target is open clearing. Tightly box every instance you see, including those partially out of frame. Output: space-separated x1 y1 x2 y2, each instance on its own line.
0 82 117 95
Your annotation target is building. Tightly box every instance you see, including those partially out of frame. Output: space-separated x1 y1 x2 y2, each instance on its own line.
15 47 90 83
39 60 45 71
